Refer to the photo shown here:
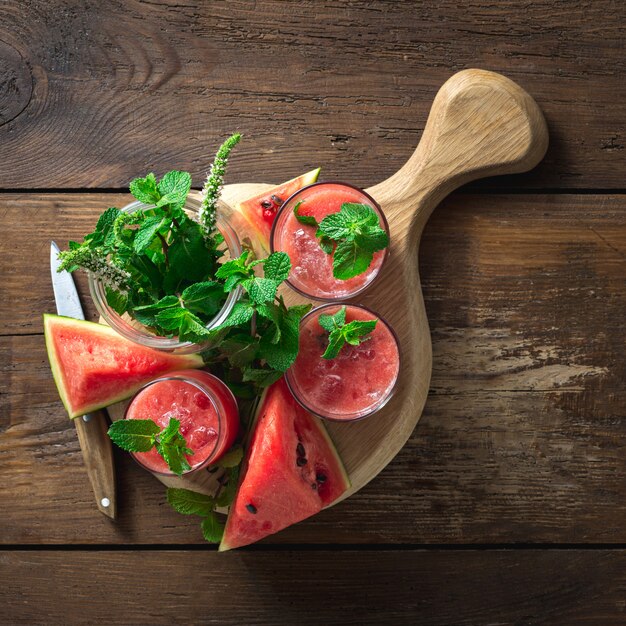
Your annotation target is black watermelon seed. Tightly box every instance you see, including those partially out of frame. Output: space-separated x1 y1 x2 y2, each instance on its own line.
246 504 257 514
297 457 308 467
311 483 317 490
316 473 327 483
270 195 283 204
296 443 305 457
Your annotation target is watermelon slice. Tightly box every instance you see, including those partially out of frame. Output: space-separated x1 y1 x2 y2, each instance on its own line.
44 314 203 418
219 378 350 551
233 168 320 252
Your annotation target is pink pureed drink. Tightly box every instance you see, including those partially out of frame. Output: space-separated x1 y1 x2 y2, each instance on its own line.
125 370 239 475
285 304 400 421
270 182 389 300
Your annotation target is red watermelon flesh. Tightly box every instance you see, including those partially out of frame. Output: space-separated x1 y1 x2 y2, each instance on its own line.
44 314 204 418
234 168 320 252
219 378 350 551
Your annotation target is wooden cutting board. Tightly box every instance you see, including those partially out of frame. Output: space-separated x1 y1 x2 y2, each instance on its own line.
109 69 548 505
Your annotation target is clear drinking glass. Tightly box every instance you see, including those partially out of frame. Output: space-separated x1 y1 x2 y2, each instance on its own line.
285 303 401 421
270 182 390 301
124 370 240 476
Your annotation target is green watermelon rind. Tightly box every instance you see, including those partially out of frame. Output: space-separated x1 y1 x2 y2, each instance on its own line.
44 314 203 419
218 380 351 552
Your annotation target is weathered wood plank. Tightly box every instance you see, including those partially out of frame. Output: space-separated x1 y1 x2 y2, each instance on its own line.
2 550 626 625
0 1 623 189
0 194 624 544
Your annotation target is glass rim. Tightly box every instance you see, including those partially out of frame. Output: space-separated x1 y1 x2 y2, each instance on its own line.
124 372 227 476
89 197 242 353
269 181 390 302
285 302 401 422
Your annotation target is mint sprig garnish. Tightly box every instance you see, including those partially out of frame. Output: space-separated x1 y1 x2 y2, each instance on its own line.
318 306 377 359
293 201 388 280
108 418 192 476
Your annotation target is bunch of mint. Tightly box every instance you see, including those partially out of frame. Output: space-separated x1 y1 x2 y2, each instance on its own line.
201 249 311 397
294 201 389 279
58 168 226 342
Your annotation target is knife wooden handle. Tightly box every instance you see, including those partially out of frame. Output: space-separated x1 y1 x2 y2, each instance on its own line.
74 409 117 519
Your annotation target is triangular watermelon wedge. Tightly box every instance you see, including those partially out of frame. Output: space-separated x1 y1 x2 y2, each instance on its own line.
219 378 350 551
44 314 204 418
233 168 320 252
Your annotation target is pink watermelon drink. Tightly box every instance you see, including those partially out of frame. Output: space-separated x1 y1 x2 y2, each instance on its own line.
270 182 388 300
286 304 400 421
124 370 239 475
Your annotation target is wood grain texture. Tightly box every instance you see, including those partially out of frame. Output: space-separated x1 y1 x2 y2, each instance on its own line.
1 193 623 545
0 0 623 190
2 550 626 625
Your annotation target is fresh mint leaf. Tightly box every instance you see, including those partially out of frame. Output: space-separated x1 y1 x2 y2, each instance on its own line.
156 171 192 211
342 319 377 345
340 202 379 227
242 277 278 305
167 488 215 516
155 418 192 476
201 511 224 543
178 312 212 343
155 306 188 330
85 207 120 248
317 212 351 239
105 286 128 316
164 221 211 291
333 239 373 280
263 251 291 282
217 301 254 329
256 302 282 343
320 311 378 359
132 295 180 326
220 334 258 367
315 202 388 279
318 306 346 332
259 304 311 371
217 445 244 469
134 215 165 253
182 281 224 317
323 329 347 360
318 235 334 255
129 253 163 291
355 227 389 253
107 419 160 452
293 201 318 227
242 367 283 387
130 173 160 205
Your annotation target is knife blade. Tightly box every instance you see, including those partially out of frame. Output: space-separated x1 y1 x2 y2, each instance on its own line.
50 241 117 519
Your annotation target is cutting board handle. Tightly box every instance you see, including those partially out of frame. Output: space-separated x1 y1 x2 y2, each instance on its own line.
367 69 548 235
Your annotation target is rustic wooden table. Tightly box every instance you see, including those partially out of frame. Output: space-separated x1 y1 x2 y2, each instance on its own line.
1 2 625 624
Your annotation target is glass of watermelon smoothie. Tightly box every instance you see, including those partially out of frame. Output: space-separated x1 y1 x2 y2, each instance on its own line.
124 369 240 475
89 196 242 354
285 304 400 421
270 182 389 301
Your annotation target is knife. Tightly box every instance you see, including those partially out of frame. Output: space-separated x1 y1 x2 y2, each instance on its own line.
50 241 117 519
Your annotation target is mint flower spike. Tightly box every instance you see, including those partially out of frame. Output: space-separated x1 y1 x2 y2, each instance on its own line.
58 246 131 294
199 133 241 239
